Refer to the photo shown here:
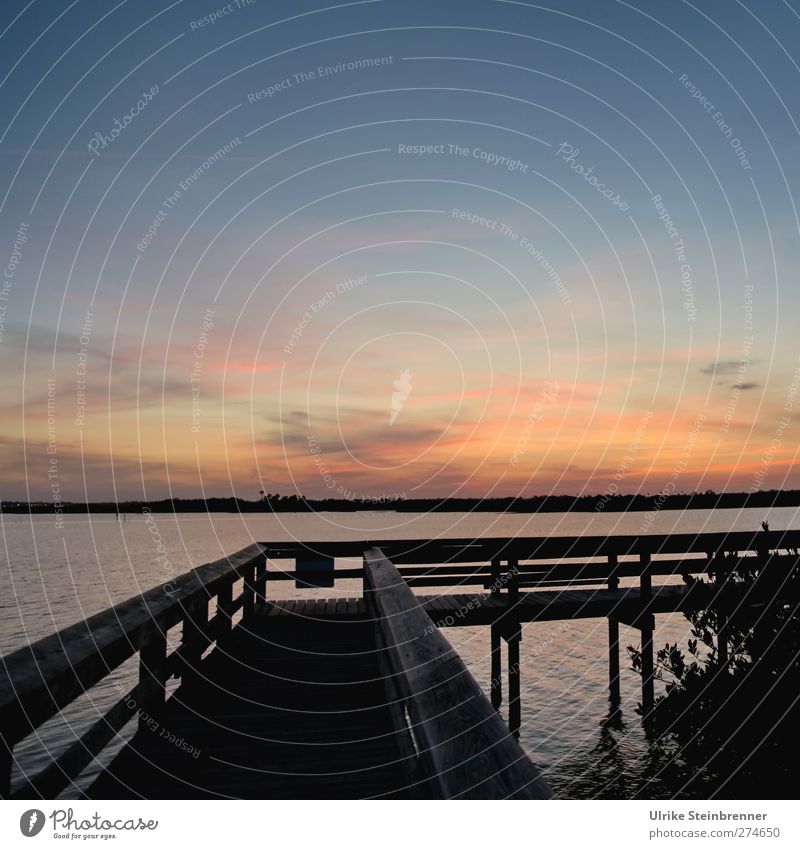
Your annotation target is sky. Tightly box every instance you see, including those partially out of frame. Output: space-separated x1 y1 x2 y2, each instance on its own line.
1 0 800 502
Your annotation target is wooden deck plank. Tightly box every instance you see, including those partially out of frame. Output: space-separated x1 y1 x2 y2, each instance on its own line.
268 601 288 616
424 594 464 614
305 599 324 617
293 599 312 617
420 596 445 613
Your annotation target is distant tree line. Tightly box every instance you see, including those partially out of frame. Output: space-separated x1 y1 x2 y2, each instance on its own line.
3 488 800 514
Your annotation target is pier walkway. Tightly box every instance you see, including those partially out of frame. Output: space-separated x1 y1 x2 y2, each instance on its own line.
90 616 412 799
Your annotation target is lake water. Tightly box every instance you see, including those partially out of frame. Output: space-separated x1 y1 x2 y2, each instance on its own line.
2 506 798 798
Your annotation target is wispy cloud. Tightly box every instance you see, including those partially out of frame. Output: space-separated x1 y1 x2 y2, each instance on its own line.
700 360 746 376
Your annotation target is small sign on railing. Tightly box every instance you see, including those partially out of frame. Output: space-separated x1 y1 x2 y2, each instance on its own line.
295 557 335 588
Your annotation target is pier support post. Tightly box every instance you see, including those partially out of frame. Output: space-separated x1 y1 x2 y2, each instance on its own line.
608 556 620 703
507 624 522 738
640 614 655 716
490 624 502 710
608 616 620 703
640 552 655 717
503 559 522 735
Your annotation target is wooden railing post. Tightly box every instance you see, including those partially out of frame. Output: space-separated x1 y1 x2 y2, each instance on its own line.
138 630 167 730
242 563 256 620
362 555 368 598
608 554 620 704
254 553 267 606
216 580 233 638
507 559 519 604
639 551 655 716
181 597 209 689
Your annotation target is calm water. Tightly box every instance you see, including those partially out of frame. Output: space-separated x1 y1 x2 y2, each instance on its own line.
2 506 798 798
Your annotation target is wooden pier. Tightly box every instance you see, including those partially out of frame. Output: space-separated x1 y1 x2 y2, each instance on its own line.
1 529 797 800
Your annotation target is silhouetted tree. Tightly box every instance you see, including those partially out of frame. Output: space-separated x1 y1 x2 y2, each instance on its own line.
628 532 800 797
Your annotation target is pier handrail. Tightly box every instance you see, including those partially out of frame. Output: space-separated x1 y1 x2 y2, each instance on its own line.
259 529 798 594
263 528 799 564
0 543 266 798
363 547 552 799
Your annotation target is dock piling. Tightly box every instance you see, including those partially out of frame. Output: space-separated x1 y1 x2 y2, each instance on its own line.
505 559 521 734
507 624 522 738
607 556 620 703
608 615 620 704
640 615 655 715
490 624 502 709
640 551 655 716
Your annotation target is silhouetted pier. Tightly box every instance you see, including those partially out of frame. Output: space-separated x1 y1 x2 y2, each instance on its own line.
2 529 797 799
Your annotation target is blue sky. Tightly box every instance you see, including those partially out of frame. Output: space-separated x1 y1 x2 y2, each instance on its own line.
1 0 799 500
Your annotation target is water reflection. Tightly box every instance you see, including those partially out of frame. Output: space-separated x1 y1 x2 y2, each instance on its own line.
549 697 717 799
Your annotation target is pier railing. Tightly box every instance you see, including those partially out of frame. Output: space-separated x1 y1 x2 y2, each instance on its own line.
262 528 799 729
0 543 266 798
261 528 800 590
363 547 552 799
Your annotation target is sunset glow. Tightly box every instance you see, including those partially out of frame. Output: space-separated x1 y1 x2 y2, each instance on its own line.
1 0 798 502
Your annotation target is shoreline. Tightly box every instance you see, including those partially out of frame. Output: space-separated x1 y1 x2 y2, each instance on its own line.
1 489 798 515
